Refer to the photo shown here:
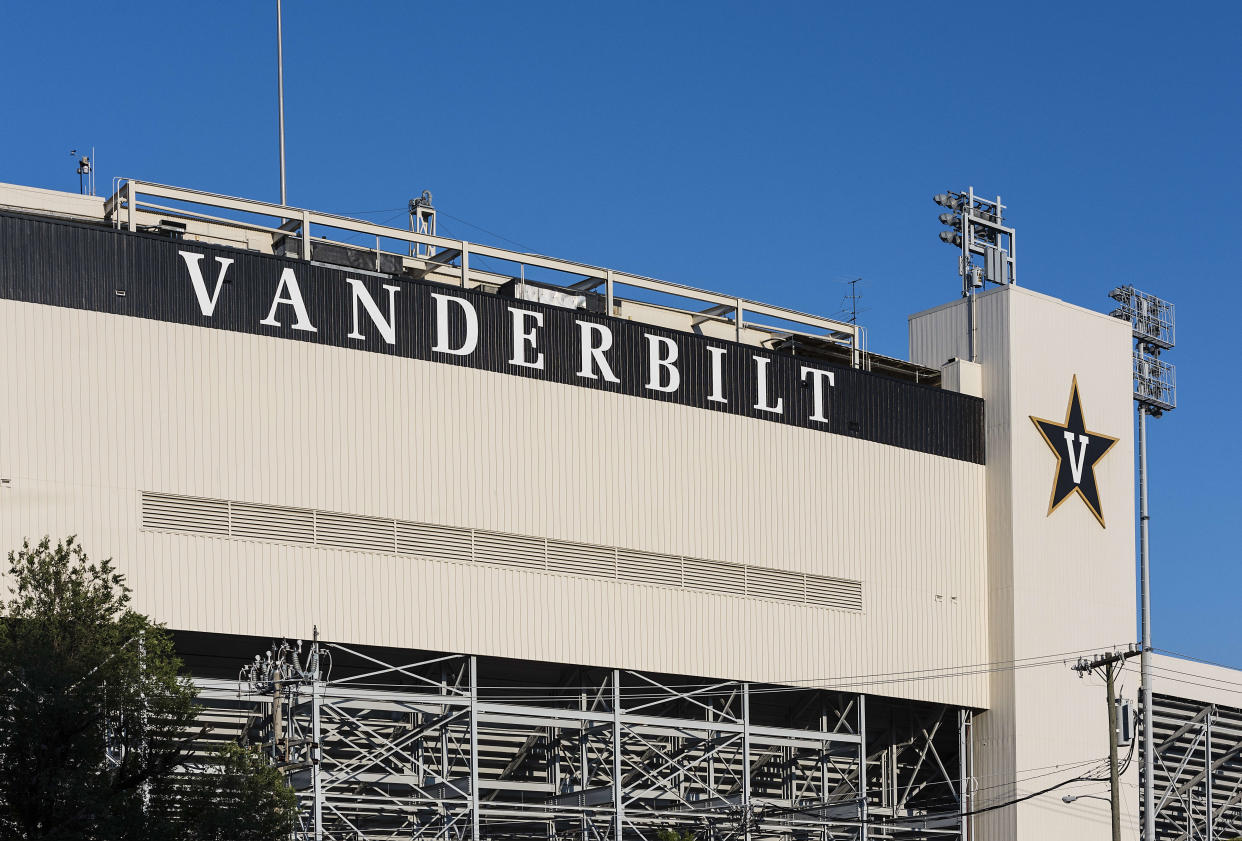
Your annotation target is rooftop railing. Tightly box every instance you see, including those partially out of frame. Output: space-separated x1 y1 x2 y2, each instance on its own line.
104 179 860 358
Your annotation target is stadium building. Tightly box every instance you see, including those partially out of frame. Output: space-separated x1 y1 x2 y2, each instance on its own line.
0 179 1237 841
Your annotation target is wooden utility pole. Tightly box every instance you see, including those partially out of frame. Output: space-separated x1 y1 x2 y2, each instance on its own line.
1073 648 1140 841
1105 662 1121 841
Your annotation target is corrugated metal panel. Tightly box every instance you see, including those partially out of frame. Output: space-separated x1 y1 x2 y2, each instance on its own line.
617 549 681 587
0 210 985 464
805 574 863 611
683 557 746 595
396 520 473 563
316 510 395 553
0 290 993 708
474 530 546 571
141 492 230 536
745 566 804 603
230 501 314 544
547 539 616 579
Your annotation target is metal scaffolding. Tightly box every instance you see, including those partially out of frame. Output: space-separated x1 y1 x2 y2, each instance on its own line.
1146 693 1242 841
191 636 973 841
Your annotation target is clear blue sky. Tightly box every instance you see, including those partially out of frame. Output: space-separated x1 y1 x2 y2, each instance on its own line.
2 2 1238 667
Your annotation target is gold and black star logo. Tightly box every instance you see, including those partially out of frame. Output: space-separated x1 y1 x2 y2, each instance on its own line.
1030 377 1119 527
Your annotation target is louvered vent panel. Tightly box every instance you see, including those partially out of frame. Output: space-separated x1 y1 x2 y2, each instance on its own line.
138 493 866 610
315 511 395 553
683 557 746 594
746 567 804 603
230 502 315 544
141 492 230 536
474 530 546 571
396 521 473 563
547 540 616 579
805 574 864 611
617 549 682 587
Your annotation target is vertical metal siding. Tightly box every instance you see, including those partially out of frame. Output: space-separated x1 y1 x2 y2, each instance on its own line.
0 297 990 708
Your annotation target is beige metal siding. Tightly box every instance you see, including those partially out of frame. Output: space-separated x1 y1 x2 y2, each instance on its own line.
0 299 988 707
911 287 1138 841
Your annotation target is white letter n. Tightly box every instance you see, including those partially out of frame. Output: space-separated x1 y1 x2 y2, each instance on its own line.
345 278 400 345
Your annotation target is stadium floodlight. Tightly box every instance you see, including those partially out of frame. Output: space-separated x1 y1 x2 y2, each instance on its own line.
931 187 1016 287
933 186 1018 364
937 209 964 248
1108 285 1175 352
1108 284 1176 841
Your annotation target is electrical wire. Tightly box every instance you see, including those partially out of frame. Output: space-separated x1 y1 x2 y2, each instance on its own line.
437 210 535 252
1153 647 1242 673
320 652 1119 703
309 643 1128 701
1146 663 1242 696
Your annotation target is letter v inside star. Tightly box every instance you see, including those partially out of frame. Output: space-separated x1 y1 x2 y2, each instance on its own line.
1062 431 1089 484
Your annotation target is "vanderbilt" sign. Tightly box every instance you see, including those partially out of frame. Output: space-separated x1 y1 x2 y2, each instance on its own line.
0 211 984 464
180 251 839 424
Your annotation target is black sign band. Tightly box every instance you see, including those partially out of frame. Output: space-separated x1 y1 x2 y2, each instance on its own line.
0 211 984 463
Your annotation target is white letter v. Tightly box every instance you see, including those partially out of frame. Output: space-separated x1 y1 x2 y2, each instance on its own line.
1063 431 1089 484
178 250 233 317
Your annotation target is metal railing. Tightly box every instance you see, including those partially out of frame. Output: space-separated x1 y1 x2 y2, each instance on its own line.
103 179 859 354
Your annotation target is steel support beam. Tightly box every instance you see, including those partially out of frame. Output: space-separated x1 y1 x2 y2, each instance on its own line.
193 642 972 841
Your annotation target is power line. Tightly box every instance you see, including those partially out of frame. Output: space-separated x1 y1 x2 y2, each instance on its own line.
320 644 1129 701
437 210 535 251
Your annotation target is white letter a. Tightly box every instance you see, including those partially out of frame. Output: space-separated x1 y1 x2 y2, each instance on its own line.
260 268 318 333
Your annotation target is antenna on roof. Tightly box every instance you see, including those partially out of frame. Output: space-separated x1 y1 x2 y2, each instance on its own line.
409 191 436 260
70 148 95 196
276 0 287 205
833 277 868 327
846 278 862 325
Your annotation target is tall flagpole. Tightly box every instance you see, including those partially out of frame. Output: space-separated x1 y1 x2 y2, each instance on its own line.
277 0 287 206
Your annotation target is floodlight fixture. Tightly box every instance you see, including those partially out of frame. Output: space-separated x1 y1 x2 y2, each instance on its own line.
931 186 1017 289
932 186 1018 364
1108 285 1177 841
1108 285 1175 351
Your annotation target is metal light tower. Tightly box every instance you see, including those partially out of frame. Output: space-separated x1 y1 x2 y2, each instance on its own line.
933 187 1017 361
1108 285 1176 841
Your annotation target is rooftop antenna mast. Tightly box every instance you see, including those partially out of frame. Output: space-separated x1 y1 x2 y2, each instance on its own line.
276 0 287 206
409 191 436 259
933 187 1017 362
846 278 862 325
70 148 95 196
1108 285 1176 841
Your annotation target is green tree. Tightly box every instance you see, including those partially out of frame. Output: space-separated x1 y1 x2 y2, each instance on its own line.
654 829 697 841
0 537 295 841
156 744 297 841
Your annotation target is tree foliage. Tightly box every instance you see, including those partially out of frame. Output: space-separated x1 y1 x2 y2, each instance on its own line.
0 537 295 841
654 829 697 841
153 744 297 841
